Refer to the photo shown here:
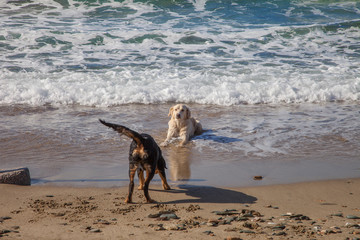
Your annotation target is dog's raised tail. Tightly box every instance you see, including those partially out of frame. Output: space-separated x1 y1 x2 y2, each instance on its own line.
99 119 144 147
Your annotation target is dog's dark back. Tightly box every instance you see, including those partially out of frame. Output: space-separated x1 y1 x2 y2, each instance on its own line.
99 119 170 203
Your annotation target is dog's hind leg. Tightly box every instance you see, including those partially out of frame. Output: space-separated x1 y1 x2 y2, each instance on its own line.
143 165 156 203
125 165 137 203
158 169 171 190
138 169 145 190
157 157 171 190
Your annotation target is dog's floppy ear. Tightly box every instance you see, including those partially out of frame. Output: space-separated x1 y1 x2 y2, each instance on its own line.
168 107 174 118
185 106 191 119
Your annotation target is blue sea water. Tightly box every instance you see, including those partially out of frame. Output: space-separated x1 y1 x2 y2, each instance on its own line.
0 0 359 105
0 0 359 187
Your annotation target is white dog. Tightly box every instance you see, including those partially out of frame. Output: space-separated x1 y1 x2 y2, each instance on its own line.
161 104 203 146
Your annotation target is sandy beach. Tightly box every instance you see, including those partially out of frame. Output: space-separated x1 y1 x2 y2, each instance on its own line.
1 1 360 239
1 178 359 240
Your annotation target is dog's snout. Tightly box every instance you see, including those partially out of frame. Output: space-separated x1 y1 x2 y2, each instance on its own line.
176 113 181 119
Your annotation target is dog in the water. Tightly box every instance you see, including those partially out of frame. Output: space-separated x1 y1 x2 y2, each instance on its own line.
99 119 171 203
161 104 203 146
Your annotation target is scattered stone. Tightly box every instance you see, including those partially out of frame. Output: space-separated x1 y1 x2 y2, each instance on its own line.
186 204 201 212
0 167 31 186
329 226 342 233
272 231 286 236
0 216 12 223
319 229 329 235
0 229 12 234
89 228 101 233
83 226 92 231
346 215 360 219
207 219 219 227
266 205 279 209
166 223 186 231
237 217 249 221
241 209 262 217
271 224 286 230
212 209 238 215
224 216 237 224
350 230 360 235
331 213 343 217
148 213 161 218
46 195 54 198
320 202 337 206
239 229 255 234
155 226 166 231
243 222 259 230
94 219 111 225
282 213 310 221
313 226 322 231
159 213 179 220
253 176 263 180
148 210 177 220
203 230 214 236
226 237 242 240
166 224 179 230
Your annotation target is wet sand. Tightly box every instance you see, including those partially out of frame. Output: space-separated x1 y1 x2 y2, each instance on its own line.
1 178 360 239
1 103 359 187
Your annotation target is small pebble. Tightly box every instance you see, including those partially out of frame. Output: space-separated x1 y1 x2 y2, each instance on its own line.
226 237 242 240
331 213 343 217
239 229 255 234
203 230 214 235
253 176 263 180
0 230 11 234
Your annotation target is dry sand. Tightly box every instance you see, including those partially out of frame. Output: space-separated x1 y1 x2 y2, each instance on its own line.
1 178 360 240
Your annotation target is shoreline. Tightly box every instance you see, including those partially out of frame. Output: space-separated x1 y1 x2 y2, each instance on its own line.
2 103 360 190
1 178 360 239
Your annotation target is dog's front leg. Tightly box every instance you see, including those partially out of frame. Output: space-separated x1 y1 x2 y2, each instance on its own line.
125 165 136 203
179 128 190 146
161 129 176 147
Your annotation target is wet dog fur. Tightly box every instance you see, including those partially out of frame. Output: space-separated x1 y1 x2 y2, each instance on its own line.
161 104 203 146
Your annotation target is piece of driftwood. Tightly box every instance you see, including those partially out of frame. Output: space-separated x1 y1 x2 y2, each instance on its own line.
0 167 31 186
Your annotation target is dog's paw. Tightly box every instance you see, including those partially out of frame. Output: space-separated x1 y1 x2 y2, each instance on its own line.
146 198 156 204
160 141 169 147
163 184 171 190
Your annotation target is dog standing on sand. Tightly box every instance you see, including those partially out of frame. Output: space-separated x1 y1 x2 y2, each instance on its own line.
161 104 203 146
99 119 171 203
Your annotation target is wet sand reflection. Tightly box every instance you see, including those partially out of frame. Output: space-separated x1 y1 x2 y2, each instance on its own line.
165 145 192 182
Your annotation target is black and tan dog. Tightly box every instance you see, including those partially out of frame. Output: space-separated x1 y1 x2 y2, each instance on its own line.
99 119 171 203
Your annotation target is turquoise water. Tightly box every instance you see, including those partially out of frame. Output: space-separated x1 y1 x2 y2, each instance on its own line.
0 0 359 105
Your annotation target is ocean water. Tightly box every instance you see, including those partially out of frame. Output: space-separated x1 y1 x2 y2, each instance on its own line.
0 0 359 187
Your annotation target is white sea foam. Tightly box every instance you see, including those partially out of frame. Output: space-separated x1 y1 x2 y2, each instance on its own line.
0 0 359 107
0 66 359 107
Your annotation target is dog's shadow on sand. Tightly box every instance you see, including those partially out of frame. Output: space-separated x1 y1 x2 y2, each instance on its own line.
153 185 257 204
192 130 242 143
